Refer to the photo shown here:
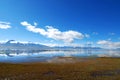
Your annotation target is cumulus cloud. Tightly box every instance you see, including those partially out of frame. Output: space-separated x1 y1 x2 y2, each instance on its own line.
0 21 11 29
21 21 84 43
97 40 120 49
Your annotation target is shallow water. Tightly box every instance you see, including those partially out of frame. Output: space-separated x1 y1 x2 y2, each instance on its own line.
0 49 120 63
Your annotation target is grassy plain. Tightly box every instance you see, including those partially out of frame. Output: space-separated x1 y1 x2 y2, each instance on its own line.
0 57 120 80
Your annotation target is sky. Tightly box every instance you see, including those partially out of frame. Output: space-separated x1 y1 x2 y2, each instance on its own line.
0 0 120 48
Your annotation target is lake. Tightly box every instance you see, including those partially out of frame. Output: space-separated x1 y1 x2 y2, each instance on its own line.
0 49 120 63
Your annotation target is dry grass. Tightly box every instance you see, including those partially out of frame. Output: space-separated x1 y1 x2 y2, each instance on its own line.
0 57 120 80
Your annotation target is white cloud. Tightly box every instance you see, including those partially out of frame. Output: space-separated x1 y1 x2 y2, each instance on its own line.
0 21 11 29
21 21 84 43
42 43 83 47
86 41 93 45
97 40 120 49
85 34 90 38
97 40 110 45
0 40 8 43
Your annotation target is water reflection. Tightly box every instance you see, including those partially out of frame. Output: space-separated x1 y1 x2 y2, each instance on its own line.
0 49 120 63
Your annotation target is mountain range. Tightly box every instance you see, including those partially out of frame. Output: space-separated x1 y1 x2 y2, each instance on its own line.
0 40 102 52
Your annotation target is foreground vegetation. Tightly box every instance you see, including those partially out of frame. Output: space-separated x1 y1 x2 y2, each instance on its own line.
0 57 120 80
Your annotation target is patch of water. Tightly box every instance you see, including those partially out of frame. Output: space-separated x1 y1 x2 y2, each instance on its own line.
0 50 120 63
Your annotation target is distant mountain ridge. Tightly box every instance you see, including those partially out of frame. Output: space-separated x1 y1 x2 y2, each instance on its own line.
0 40 102 51
0 40 49 50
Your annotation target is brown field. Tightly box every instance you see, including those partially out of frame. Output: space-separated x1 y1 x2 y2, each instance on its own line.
0 57 120 80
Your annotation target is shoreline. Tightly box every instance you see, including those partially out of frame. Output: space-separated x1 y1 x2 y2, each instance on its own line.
0 57 120 80
0 57 120 64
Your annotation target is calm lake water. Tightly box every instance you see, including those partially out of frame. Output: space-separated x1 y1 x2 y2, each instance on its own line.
0 49 120 63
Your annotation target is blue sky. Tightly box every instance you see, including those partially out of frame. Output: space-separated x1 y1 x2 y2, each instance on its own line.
0 0 120 48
